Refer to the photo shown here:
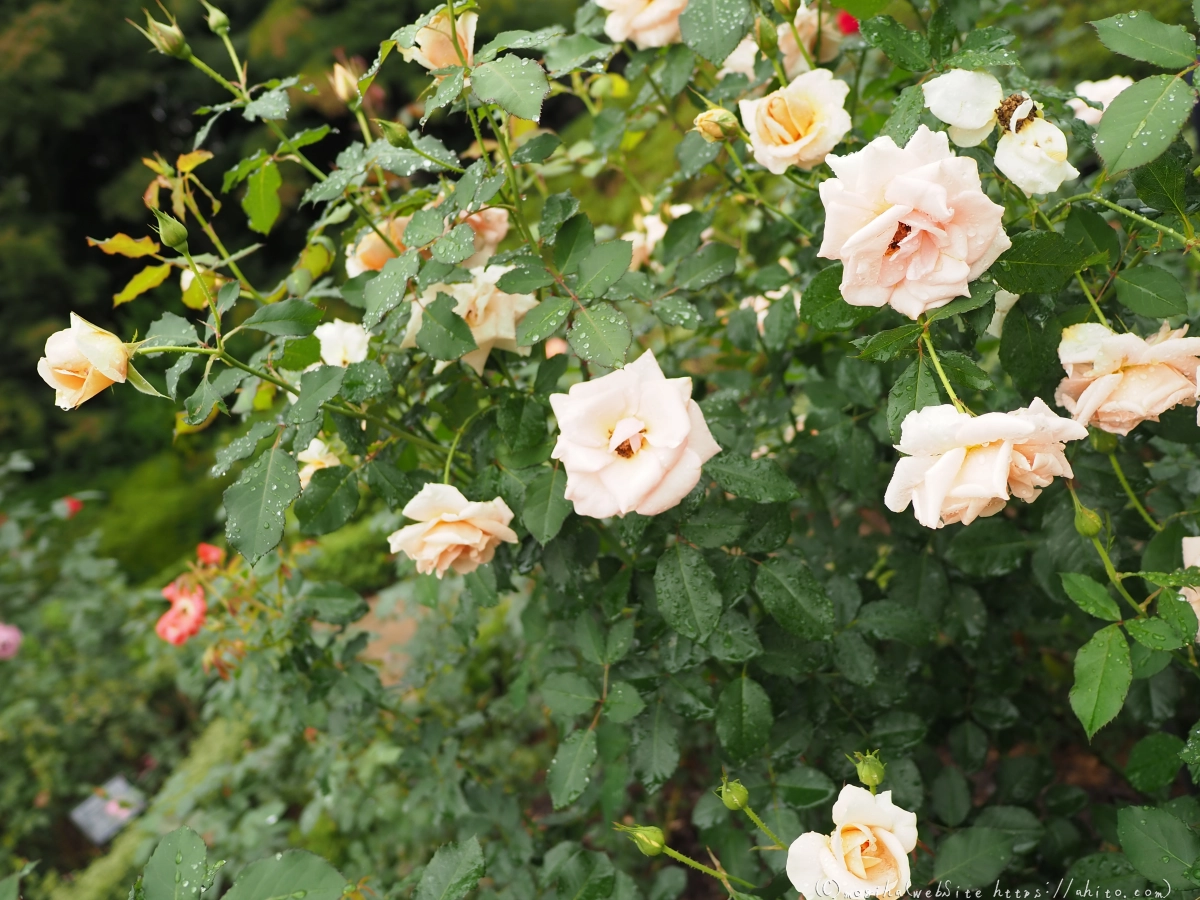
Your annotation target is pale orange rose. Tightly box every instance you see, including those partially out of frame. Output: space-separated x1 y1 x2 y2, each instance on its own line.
387 483 518 577
37 313 129 410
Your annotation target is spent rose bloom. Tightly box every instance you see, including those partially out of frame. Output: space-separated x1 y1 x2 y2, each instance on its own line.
818 125 1011 319
0 623 22 660
462 207 509 268
885 400 1087 529
401 10 476 71
595 0 686 49
345 217 410 278
994 98 1078 196
1068 75 1133 126
922 69 1005 147
549 350 722 518
297 438 342 489
387 483 518 578
779 2 844 79
985 289 1021 339
1179 537 1200 641
739 69 852 174
156 579 207 647
402 265 539 376
38 313 130 410
1055 322 1200 436
314 319 370 367
787 785 918 900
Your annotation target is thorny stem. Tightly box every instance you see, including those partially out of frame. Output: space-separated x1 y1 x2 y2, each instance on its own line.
487 109 537 247
660 847 756 889
182 248 223 350
740 805 786 850
1108 453 1163 533
1074 273 1110 328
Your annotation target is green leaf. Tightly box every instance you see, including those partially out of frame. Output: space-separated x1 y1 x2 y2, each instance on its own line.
125 362 168 399
341 359 393 403
142 827 208 900
417 293 478 360
242 299 323 336
754 555 835 640
431 223 477 265
543 672 600 716
1066 854 1149 895
853 324 922 361
833 630 878 686
576 240 633 299
946 518 1026 577
1096 75 1198 173
886 355 940 441
1133 151 1191 218
242 160 281 235
0 865 35 900
633 700 680 793
932 828 1014 889
1070 624 1133 739
1118 806 1200 887
223 444 301 564
242 87 290 122
677 129 721 177
932 767 972 827
554 215 595 273
512 132 562 163
1092 11 1197 69
305 582 368 625
1060 572 1123 621
523 466 571 545
998 304 1061 395
541 193 581 244
661 211 713 265
295 466 358 536
715 675 772 761
403 209 446 248
415 838 487 900
212 421 279 477
1115 266 1188 317
567 302 632 367
516 295 572 346
287 365 345 424
425 68 465 120
471 54 551 122
777 765 836 808
604 682 646 723
654 543 723 643
498 264 555 293
856 600 936 644
1159 590 1200 640
1065 207 1122 267
1125 616 1186 651
703 452 798 502
679 0 751 63
223 850 347 900
801 264 876 331
707 610 764 663
547 729 598 810
880 84 926 146
992 231 1089 294
937 350 993 391
861 16 931 71
545 33 614 76
183 377 228 425
113 262 172 306
975 806 1045 854
363 251 420 330
654 295 704 329
1126 733 1186 793
675 241 737 291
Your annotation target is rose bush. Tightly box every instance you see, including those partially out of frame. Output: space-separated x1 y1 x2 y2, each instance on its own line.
14 0 1200 896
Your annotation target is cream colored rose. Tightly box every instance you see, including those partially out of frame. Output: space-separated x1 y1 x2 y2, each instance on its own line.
737 287 799 334
740 69 851 174
401 10 476 71
462 207 509 268
595 0 686 49
345 217 410 278
1179 537 1200 642
38 313 129 410
885 400 1087 529
1068 76 1133 126
314 319 370 367
402 265 539 376
718 38 760 80
779 2 843 79
387 482 518 578
787 785 918 900
995 111 1078 196
1055 322 1200 436
328 62 359 104
549 349 722 518
818 125 1011 319
985 290 1021 339
922 69 1005 147
297 438 342 489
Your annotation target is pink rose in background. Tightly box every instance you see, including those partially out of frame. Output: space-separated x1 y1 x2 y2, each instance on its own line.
549 350 722 518
595 0 686 49
401 10 476 71
1055 322 1200 436
1179 537 1200 642
739 69 852 174
38 313 130 410
155 579 207 647
818 125 1010 319
885 400 1087 529
1068 76 1133 126
387 483 519 578
0 623 22 660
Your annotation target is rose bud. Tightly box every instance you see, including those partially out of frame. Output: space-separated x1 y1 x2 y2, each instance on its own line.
693 108 740 143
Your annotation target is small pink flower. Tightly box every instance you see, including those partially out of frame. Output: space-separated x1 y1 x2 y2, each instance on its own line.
0 623 22 660
156 579 207 646
196 543 225 566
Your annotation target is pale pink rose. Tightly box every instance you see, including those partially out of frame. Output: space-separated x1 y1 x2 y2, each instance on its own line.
0 623 22 660
922 69 1004 147
314 319 370 367
545 337 569 358
345 217 411 278
37 313 129 410
740 69 851 174
622 203 694 271
297 438 342 489
779 2 843 79
818 125 1011 320
1179 536 1200 641
1055 322 1200 436
387 483 518 578
1068 76 1133 126
402 265 539 376
985 289 1021 338
994 104 1078 196
401 10 476 71
787 785 918 900
885 399 1087 529
549 349 722 518
462 207 509 268
595 0 686 49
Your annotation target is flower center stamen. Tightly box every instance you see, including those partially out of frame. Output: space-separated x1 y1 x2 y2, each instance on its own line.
886 222 912 255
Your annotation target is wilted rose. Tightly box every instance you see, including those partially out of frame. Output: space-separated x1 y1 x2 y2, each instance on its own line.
994 101 1078 196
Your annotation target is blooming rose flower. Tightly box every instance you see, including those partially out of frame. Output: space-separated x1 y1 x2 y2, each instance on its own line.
1179 536 1200 641
994 97 1078 196
985 290 1021 339
314 319 370 367
0 623 22 660
402 265 539 376
787 785 918 900
156 579 207 647
38 313 130 410
462 207 509 268
718 38 761 80
345 217 411 278
1055 322 1200 436
595 0 686 49
401 10 476 71
297 438 342 489
818 125 1011 319
779 2 844 79
884 400 1087 529
196 542 225 566
740 69 852 174
623 203 694 271
1068 76 1133 126
549 349 722 518
387 483 518 578
922 69 1005 147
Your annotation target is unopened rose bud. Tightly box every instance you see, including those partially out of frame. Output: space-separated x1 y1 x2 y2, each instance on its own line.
1074 505 1103 538
1089 429 1118 455
199 0 230 35
720 778 750 810
133 8 191 60
374 119 414 150
752 16 778 55
694 108 739 144
773 0 797 16
615 824 665 857
849 750 886 789
329 63 359 105
152 209 189 252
